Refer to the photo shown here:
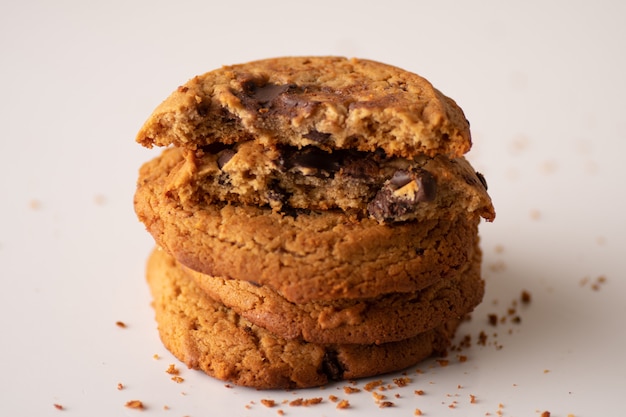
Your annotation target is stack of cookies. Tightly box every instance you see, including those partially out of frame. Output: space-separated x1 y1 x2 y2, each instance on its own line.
134 57 495 389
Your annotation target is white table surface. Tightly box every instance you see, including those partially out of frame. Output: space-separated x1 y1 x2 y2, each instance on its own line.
2 1 625 415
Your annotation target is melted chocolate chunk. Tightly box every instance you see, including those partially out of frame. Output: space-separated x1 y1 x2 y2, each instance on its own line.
367 169 437 222
321 350 344 381
217 149 236 169
242 80 295 104
303 129 332 144
278 146 342 177
236 78 319 117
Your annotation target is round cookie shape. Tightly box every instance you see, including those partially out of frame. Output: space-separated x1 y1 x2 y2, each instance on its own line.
184 247 484 345
147 248 461 389
137 56 472 159
135 148 482 303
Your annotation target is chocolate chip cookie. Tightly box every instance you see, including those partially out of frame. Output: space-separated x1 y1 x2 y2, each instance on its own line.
136 56 472 159
147 247 461 389
134 147 483 303
184 246 484 344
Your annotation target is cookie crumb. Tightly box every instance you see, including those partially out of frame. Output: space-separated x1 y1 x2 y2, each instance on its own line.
29 199 42 210
436 359 449 367
540 412 551 417
117 382 124 390
115 321 127 328
521 290 532 304
337 399 350 409
379 401 394 408
94 194 107 206
53 403 63 410
125 400 144 410
488 314 498 326
166 364 180 375
470 394 477 403
153 353 160 360
364 380 383 391
343 386 361 394
393 377 411 387
415 389 425 395
171 376 184 383
261 399 276 407
163 405 169 410
289 397 322 406
414 408 423 415
458 355 468 362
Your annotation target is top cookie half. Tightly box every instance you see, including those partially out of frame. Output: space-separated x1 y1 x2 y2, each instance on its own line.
136 56 471 159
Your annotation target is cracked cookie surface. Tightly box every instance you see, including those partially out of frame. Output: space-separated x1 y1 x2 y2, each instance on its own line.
169 141 494 223
147 247 461 389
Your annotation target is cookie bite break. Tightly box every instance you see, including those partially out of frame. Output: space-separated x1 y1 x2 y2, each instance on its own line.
134 56 494 389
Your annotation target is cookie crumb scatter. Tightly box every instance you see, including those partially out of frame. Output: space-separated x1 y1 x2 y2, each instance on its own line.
261 399 276 407
125 400 145 410
53 403 63 410
115 321 127 328
337 399 350 409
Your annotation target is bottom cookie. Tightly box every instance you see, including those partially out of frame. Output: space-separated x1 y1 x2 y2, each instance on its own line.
146 247 462 389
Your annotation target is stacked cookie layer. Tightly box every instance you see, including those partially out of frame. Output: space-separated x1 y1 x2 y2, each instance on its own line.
134 57 495 389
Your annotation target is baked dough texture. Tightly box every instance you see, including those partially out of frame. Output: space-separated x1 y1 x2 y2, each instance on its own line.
147 248 461 389
137 56 472 159
134 56 495 389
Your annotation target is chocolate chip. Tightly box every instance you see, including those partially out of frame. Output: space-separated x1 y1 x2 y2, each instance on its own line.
414 169 437 203
217 149 236 169
242 79 295 104
341 157 379 180
278 146 341 176
236 78 319 117
321 350 344 381
475 171 488 190
303 130 332 144
367 169 437 222
390 170 413 188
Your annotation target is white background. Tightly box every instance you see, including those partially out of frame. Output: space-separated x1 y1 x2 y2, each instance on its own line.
1 1 625 416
